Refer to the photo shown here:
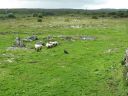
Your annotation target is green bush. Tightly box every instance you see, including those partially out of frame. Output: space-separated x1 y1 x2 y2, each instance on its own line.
64 18 70 22
6 13 16 18
100 14 106 18
38 13 43 18
0 16 5 20
32 13 38 17
92 16 98 19
112 15 119 18
37 18 42 22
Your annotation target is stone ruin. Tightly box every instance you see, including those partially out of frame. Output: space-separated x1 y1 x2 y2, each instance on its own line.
23 35 38 42
7 37 26 50
14 37 25 47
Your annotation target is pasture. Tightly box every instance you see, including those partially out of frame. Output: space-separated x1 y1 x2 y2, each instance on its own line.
0 15 128 96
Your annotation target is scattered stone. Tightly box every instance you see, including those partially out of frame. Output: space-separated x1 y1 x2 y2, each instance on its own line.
104 48 118 54
43 35 96 41
2 54 6 56
7 47 27 51
70 25 81 28
28 61 38 64
6 59 13 63
7 47 18 50
14 37 25 47
47 35 53 41
80 36 96 40
23 35 38 42
36 41 45 46
1 53 14 57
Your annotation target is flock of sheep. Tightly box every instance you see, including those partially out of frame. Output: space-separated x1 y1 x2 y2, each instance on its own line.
35 41 59 51
14 36 59 52
14 35 95 52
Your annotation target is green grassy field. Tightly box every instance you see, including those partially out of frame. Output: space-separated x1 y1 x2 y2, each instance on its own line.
0 16 128 96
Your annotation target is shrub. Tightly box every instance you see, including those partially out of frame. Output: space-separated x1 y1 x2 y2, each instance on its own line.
118 12 125 17
64 18 70 22
6 13 16 18
0 16 5 20
100 14 106 18
108 12 117 15
112 15 119 18
38 13 43 18
32 13 38 17
37 18 42 22
92 16 98 19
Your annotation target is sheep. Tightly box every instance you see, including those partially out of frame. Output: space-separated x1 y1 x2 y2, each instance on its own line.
35 42 43 52
46 41 59 48
46 42 53 48
49 41 58 46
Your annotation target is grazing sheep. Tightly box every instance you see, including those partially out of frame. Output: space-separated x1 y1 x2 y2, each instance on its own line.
46 41 59 48
46 42 53 48
49 41 58 46
35 42 43 51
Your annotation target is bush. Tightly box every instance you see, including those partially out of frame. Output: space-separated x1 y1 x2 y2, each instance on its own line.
112 15 119 18
6 13 16 18
37 18 42 22
64 18 70 22
0 16 5 20
92 16 98 19
100 14 106 18
108 12 117 15
32 13 38 17
38 13 43 18
118 12 125 17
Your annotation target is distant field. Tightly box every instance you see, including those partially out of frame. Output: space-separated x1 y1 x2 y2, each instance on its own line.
0 16 128 96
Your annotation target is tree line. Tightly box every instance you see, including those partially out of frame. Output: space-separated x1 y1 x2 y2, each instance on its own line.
0 9 127 19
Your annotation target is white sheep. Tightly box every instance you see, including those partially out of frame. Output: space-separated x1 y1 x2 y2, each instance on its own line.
53 41 58 46
35 43 43 51
49 41 58 46
46 41 59 48
46 43 53 48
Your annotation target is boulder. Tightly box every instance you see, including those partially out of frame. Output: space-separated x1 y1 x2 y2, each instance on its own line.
14 37 25 47
80 36 96 40
23 35 38 42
